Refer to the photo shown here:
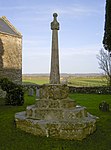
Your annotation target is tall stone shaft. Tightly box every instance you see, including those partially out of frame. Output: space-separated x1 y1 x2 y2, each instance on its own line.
50 13 60 84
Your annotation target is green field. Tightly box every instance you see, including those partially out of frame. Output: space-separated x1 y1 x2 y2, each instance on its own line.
22 76 49 85
0 93 111 150
68 76 107 87
22 75 107 86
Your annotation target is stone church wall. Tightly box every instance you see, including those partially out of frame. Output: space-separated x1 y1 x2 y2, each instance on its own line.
0 32 22 84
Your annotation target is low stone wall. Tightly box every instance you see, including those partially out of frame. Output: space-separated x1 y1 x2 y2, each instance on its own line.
69 86 111 94
22 84 40 90
22 84 111 95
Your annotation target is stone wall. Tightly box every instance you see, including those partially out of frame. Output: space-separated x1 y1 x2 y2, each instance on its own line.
22 84 111 95
69 86 111 94
0 32 22 84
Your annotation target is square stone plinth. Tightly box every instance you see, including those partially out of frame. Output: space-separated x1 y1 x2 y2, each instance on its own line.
39 84 69 100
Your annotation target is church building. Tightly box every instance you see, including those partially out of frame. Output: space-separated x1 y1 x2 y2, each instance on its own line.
0 16 22 84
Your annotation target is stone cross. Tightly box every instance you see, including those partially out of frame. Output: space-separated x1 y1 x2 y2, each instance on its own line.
50 13 60 84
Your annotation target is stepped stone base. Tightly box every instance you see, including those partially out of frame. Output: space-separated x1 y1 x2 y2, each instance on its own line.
15 106 96 140
15 84 97 140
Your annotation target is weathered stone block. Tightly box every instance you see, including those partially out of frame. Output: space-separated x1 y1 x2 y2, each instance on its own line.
35 98 76 109
39 84 69 100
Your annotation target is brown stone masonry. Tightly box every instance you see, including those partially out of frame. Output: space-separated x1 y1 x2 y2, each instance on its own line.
0 32 22 84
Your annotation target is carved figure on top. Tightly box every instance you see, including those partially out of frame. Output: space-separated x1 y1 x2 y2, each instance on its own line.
51 13 59 30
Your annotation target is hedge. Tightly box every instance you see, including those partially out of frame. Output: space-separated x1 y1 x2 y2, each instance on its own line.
0 78 24 106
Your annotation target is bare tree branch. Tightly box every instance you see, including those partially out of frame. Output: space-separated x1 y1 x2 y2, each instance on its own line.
97 48 111 86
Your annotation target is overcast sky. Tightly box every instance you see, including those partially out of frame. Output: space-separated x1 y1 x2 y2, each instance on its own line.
1 0 106 74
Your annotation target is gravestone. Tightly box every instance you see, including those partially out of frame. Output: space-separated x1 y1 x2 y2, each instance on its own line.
28 88 34 96
15 13 97 140
99 101 109 112
36 87 40 98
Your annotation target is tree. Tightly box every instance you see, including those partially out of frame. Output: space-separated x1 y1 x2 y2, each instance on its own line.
103 0 111 52
97 49 111 86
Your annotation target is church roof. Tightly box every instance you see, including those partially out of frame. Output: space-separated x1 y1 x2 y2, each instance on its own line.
0 16 22 37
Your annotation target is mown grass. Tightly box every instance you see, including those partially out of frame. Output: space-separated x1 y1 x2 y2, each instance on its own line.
68 76 107 87
0 93 111 150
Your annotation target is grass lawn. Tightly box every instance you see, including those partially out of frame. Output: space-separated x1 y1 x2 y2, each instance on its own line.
0 93 111 150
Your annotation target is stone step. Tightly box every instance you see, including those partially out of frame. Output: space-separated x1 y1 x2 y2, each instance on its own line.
35 98 76 109
15 111 96 140
26 105 87 120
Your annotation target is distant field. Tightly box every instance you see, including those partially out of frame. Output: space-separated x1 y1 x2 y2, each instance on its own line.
22 75 107 87
22 76 49 85
68 76 107 87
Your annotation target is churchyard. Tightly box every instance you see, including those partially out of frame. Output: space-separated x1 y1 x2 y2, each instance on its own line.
0 93 111 150
0 5 111 149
